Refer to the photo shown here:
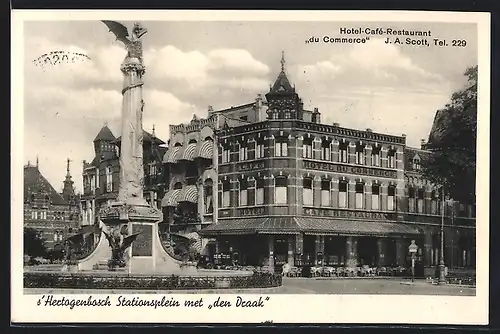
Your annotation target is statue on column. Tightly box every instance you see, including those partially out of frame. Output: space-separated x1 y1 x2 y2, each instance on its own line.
102 20 148 62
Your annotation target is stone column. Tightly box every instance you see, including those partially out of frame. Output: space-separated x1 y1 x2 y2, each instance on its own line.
332 141 339 162
268 235 274 270
396 238 405 266
424 229 432 267
313 176 321 207
346 236 358 268
377 238 387 267
364 182 372 210
287 235 295 266
380 184 388 211
331 179 339 208
348 181 355 209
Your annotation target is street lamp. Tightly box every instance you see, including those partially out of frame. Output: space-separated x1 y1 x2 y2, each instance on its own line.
439 185 446 284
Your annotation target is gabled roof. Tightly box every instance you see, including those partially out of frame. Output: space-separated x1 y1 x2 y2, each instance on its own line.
93 125 116 142
112 130 166 145
24 165 67 205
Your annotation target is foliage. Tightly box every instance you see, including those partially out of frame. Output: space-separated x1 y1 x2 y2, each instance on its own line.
23 228 47 259
421 65 477 204
24 272 282 290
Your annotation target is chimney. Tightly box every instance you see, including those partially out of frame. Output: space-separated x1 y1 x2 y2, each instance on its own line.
402 134 407 137
366 128 372 133
333 122 340 127
421 138 426 149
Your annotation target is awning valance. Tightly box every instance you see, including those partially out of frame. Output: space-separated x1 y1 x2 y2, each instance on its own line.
163 146 182 164
199 217 301 236
180 143 197 161
178 185 198 203
296 217 422 237
195 140 214 160
161 189 182 207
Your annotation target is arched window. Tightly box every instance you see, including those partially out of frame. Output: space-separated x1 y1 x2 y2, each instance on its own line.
174 142 182 147
339 180 348 208
275 177 288 204
388 185 396 211
321 140 331 161
417 189 425 213
321 179 331 207
239 178 248 206
412 157 421 171
239 141 248 161
387 149 396 168
303 138 313 159
222 181 231 207
371 146 381 167
339 141 348 163
355 143 365 165
303 178 313 206
431 190 438 214
408 187 416 213
204 179 213 214
371 183 381 210
221 144 231 163
173 182 183 190
256 178 265 205
355 182 364 209
105 165 113 192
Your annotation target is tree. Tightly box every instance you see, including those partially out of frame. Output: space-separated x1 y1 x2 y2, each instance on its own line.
24 227 48 259
421 65 477 204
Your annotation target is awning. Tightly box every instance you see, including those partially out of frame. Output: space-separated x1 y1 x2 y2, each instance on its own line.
161 189 182 207
199 217 301 236
178 185 198 204
295 217 422 237
179 143 197 161
163 146 182 164
194 140 214 160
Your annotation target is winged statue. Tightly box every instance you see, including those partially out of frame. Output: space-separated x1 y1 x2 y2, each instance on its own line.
101 20 148 61
102 224 142 269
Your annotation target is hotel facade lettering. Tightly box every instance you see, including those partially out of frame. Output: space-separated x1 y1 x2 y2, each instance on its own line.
303 160 398 178
303 207 396 220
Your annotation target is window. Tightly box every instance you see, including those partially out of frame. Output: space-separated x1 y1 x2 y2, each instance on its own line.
53 233 58 241
355 183 364 209
284 111 291 119
95 169 100 189
417 189 424 213
239 179 248 206
339 142 348 163
339 181 348 208
149 162 157 176
275 177 288 204
222 147 230 163
303 178 313 206
388 150 396 168
408 188 416 213
412 158 421 171
90 175 96 191
204 179 213 214
239 144 248 161
388 186 396 211
222 181 230 207
31 211 37 219
459 203 466 217
303 138 313 159
256 178 265 205
255 142 265 159
355 144 365 165
321 180 331 207
173 182 182 190
105 166 113 192
372 147 381 167
321 141 331 161
430 191 437 214
240 116 248 121
371 184 380 210
275 140 288 157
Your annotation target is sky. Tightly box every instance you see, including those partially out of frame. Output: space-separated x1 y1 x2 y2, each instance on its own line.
22 20 478 194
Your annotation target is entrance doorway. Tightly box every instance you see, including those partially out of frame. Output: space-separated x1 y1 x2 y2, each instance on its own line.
357 237 378 266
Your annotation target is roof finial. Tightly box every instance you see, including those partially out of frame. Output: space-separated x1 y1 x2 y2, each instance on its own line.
152 124 156 137
67 158 71 173
104 120 108 127
36 156 39 168
281 50 286 72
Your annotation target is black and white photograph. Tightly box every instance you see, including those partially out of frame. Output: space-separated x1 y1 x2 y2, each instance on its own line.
12 10 490 324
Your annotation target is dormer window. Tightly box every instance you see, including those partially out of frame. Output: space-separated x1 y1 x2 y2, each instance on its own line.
412 157 421 171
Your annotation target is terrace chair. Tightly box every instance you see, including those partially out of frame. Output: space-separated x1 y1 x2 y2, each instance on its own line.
323 266 335 277
289 266 299 277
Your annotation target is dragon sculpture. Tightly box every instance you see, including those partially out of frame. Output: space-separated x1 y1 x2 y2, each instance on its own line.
101 20 147 61
102 224 142 270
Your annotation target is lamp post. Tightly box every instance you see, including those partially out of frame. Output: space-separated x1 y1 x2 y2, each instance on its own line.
439 185 446 284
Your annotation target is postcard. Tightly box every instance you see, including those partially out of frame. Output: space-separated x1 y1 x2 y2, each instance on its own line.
11 10 490 324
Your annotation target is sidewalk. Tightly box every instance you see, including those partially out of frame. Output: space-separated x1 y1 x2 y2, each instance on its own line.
399 279 476 289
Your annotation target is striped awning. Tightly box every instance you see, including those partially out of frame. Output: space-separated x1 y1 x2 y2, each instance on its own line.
296 217 422 237
161 189 182 207
199 217 301 236
178 185 198 203
180 143 197 161
194 140 214 160
163 146 182 164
